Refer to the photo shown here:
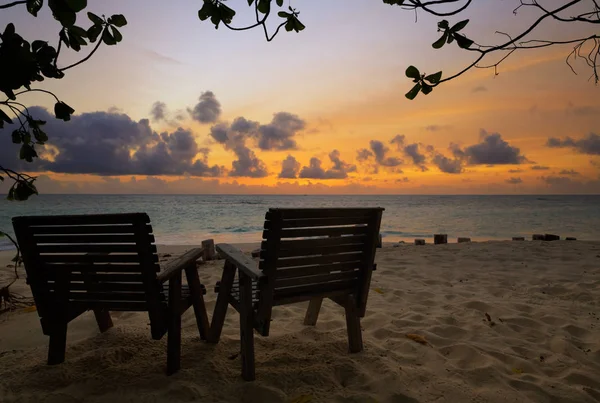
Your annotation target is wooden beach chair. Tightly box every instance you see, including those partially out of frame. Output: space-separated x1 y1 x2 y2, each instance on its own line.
209 207 384 380
12 212 210 375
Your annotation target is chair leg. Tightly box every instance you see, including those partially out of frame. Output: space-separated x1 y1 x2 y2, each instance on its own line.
344 296 363 353
185 265 210 340
93 310 113 333
239 272 256 381
208 260 236 343
167 271 182 375
48 323 68 365
303 297 323 326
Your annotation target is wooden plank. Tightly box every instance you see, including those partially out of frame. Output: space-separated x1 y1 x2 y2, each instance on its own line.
269 252 363 269
215 244 264 280
239 272 256 381
45 273 144 282
50 282 146 292
267 208 382 220
270 234 367 250
41 254 148 263
273 279 357 301
273 288 353 306
30 224 150 235
303 298 323 326
32 234 144 244
270 243 365 259
38 244 154 254
343 295 363 353
13 213 150 226
275 261 362 279
265 216 370 229
274 270 359 289
157 248 204 283
264 225 369 239
208 260 236 343
70 300 149 311
43 263 158 273
357 209 383 317
185 265 210 341
166 271 182 375
93 310 113 333
56 291 148 301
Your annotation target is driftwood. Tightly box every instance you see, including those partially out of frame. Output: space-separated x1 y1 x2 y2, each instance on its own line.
434 234 447 245
457 237 471 243
201 239 216 261
414 239 425 245
512 237 525 241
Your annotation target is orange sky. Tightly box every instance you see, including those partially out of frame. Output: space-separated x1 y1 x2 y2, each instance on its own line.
1 0 599 194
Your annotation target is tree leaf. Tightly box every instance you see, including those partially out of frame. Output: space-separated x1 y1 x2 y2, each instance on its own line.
257 0 270 14
421 82 433 95
26 0 43 17
59 29 71 48
12 130 22 144
405 65 420 79
108 14 127 27
69 25 88 37
405 83 421 100
102 28 116 45
291 16 305 32
437 20 449 30
276 0 283 6
0 109 13 126
87 11 103 25
454 33 474 49
432 32 447 49
87 24 102 42
424 71 442 84
19 144 38 162
65 0 86 12
451 19 469 32
110 26 122 43
278 11 291 18
54 101 75 121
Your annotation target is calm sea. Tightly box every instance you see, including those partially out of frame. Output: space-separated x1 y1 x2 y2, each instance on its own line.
1 194 599 249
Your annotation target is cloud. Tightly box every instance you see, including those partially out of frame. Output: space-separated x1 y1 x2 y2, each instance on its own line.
403 143 427 171
369 140 403 167
558 169 580 176
279 155 301 179
539 175 575 187
299 150 356 180
531 165 550 170
566 102 600 117
390 134 405 149
150 101 167 121
431 153 463 174
209 120 268 178
505 177 523 184
508 169 523 173
546 133 600 155
188 91 221 124
425 125 451 132
460 130 528 165
0 106 222 177
256 112 305 151
356 148 374 162
472 86 488 93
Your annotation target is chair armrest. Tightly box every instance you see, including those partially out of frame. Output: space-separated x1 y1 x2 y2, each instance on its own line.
216 243 265 281
157 247 204 283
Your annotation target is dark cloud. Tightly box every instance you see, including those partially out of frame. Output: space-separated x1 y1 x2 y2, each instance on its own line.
188 91 221 124
472 86 488 93
209 121 267 178
540 176 575 187
566 102 600 116
0 107 223 177
531 165 550 170
395 177 410 183
279 155 301 179
403 143 427 171
256 112 305 151
299 150 356 180
505 177 523 184
460 130 528 165
150 101 167 121
558 169 580 176
546 133 600 155
369 140 403 167
356 148 373 162
390 134 405 149
431 153 463 174
425 125 451 132
508 169 523 173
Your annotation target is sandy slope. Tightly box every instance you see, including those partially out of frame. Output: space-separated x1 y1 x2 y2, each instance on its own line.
1 241 599 403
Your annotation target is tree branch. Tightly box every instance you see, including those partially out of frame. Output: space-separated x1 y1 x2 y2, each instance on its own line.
59 29 105 71
0 0 26 9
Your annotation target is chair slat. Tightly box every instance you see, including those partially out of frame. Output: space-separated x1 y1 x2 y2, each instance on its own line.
13 213 150 226
70 301 149 311
38 244 154 254
54 291 149 301
274 270 359 289
47 282 146 292
264 225 369 239
42 263 159 273
265 216 370 229
33 234 146 244
46 273 144 282
275 261 362 279
267 251 363 269
30 224 151 235
269 244 365 259
273 279 357 301
40 254 151 263
267 208 380 220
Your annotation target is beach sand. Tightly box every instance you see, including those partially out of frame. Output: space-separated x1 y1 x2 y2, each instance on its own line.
1 241 599 402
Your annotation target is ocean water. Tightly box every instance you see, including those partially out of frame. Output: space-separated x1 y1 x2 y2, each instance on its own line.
1 194 599 249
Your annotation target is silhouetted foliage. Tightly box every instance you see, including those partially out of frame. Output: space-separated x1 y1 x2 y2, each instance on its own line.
197 0 599 100
0 0 126 200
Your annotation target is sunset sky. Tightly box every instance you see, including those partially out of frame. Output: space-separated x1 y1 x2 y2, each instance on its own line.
1 0 599 194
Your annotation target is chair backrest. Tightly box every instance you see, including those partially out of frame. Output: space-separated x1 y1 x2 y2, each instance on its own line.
258 207 383 316
12 213 163 322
